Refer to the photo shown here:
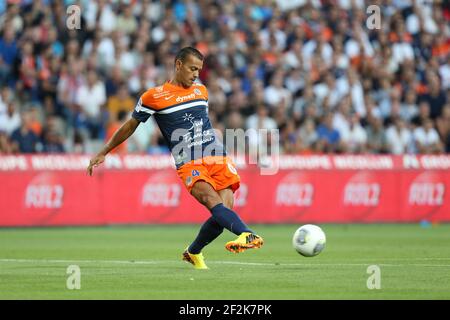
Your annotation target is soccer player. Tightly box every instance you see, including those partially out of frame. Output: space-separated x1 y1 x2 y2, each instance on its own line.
87 47 263 269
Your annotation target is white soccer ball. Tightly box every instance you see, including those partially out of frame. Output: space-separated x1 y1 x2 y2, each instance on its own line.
292 224 326 257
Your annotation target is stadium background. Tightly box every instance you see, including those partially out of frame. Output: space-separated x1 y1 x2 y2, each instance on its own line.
0 0 450 301
0 0 449 225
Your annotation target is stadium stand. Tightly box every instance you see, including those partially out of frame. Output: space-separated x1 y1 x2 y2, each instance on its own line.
0 0 449 155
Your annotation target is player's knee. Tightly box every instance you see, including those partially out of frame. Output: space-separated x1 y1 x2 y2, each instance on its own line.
218 188 234 209
222 197 234 209
203 193 222 208
202 194 221 208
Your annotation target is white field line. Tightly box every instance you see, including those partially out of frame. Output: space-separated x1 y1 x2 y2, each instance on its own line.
0 258 449 268
339 257 450 261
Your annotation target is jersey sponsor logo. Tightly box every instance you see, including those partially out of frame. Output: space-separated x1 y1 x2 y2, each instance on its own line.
183 113 196 129
153 92 172 99
152 83 177 98
179 116 214 149
164 95 175 100
176 93 196 103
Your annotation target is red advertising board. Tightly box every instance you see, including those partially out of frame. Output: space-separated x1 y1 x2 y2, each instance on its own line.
0 155 449 226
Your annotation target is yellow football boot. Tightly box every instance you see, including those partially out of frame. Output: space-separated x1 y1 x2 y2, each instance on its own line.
182 249 209 270
225 232 264 253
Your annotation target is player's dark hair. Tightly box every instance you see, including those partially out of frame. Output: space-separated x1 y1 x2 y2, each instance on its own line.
174 47 204 64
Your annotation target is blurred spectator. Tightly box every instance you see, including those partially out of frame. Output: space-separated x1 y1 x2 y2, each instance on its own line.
385 117 413 154
147 129 170 154
412 101 431 127
72 130 86 154
341 68 366 118
84 0 117 33
435 103 450 152
41 116 65 153
418 73 447 119
107 84 134 121
316 112 341 153
28 106 43 136
105 65 124 96
105 110 128 154
366 117 388 154
292 85 314 121
285 68 304 95
0 27 18 86
0 86 13 113
128 117 156 153
246 104 278 153
57 59 85 119
346 113 368 153
128 54 158 95
400 89 419 122
208 79 227 115
47 28 63 58
264 71 292 110
18 41 38 101
246 104 278 132
0 4 23 34
0 101 21 135
374 78 395 119
439 56 450 90
75 70 107 139
224 110 246 155
313 73 342 110
280 120 300 154
10 111 40 153
0 0 448 156
413 118 443 154
298 118 318 152
228 76 248 112
116 4 138 36
0 131 13 153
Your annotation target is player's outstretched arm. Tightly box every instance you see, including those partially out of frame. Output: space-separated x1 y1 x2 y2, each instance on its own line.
87 117 140 176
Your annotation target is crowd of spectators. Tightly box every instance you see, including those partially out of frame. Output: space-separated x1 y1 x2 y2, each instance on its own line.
0 0 449 156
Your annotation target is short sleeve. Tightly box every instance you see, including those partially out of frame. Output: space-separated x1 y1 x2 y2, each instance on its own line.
132 94 155 123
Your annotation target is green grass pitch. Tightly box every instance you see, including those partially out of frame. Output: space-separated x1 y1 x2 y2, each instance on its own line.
1 224 449 299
